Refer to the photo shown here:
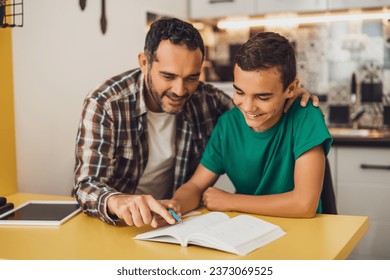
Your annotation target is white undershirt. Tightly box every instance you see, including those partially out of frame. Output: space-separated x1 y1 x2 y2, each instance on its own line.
136 111 176 199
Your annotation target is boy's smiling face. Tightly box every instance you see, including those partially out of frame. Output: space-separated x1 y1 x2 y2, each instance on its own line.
233 65 297 132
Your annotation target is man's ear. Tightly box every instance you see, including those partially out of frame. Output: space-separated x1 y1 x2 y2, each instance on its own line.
138 52 148 74
285 79 299 98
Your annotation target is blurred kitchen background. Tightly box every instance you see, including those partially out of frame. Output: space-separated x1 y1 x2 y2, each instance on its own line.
184 1 390 130
1 0 390 260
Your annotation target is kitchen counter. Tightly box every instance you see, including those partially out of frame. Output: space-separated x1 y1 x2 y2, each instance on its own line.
329 128 390 147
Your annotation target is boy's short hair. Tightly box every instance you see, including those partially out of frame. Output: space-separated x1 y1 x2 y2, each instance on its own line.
144 17 205 64
234 32 296 91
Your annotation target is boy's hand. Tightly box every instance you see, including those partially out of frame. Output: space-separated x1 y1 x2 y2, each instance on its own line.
202 187 233 212
284 86 320 113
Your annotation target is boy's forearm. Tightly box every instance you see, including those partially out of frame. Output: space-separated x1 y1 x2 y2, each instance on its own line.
172 183 203 214
228 191 318 218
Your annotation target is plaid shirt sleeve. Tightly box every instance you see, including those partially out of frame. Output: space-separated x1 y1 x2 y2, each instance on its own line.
73 96 123 225
74 69 146 226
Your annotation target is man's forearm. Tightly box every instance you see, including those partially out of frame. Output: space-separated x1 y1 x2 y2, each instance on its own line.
75 181 122 225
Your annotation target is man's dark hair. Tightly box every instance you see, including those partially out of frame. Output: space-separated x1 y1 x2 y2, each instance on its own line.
144 17 205 64
234 32 296 91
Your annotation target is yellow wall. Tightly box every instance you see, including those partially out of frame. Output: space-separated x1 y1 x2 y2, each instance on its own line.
0 28 17 195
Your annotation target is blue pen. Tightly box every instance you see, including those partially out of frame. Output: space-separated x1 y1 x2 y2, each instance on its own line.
168 208 182 224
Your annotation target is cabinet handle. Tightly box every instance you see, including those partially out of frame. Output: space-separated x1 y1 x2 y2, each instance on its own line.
360 164 390 170
209 0 234 3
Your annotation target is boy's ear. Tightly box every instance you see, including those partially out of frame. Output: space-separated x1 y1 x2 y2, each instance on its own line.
138 52 148 73
285 79 299 98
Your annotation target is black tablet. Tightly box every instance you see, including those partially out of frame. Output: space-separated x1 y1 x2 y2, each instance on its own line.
0 200 81 226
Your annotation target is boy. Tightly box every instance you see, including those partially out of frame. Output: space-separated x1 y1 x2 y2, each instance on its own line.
171 32 332 218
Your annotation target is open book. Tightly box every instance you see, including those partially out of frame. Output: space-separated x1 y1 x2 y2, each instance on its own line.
133 212 286 256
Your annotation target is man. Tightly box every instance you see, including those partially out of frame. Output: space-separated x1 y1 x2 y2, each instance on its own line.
74 18 317 227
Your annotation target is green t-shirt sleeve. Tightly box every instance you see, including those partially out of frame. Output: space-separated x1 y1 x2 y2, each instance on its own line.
200 117 226 175
292 101 333 159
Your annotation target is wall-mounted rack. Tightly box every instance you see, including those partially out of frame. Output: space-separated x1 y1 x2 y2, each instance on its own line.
0 0 23 28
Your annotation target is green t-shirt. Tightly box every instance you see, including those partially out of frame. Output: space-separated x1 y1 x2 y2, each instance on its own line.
200 100 332 213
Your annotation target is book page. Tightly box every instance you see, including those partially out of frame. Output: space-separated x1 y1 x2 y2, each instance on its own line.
133 212 230 246
188 215 286 255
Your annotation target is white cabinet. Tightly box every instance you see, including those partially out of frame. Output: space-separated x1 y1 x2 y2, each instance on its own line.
189 0 390 20
328 0 390 10
330 146 390 259
255 0 327 14
189 0 327 19
189 0 256 19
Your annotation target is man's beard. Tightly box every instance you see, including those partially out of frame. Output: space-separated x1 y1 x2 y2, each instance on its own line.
147 72 189 114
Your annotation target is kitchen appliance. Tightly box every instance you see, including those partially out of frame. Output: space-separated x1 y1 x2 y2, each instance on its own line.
361 82 383 102
328 105 350 126
360 61 383 103
384 105 390 126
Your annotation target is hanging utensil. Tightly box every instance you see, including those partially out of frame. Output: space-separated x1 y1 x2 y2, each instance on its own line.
0 0 6 27
100 0 107 34
79 0 86 11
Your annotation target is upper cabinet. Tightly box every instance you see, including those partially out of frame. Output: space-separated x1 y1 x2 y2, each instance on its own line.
328 0 390 10
189 0 257 19
255 0 327 14
189 0 390 19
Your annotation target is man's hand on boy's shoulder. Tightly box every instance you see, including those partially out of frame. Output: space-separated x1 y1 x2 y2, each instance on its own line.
284 86 320 113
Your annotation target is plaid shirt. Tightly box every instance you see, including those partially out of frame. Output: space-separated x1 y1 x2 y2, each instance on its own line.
74 68 233 225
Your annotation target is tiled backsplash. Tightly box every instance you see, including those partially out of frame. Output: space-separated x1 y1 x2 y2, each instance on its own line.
198 19 390 129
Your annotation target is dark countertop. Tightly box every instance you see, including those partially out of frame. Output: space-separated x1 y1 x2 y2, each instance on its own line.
329 128 390 148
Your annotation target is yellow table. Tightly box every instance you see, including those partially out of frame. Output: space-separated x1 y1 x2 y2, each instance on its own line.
0 193 368 260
